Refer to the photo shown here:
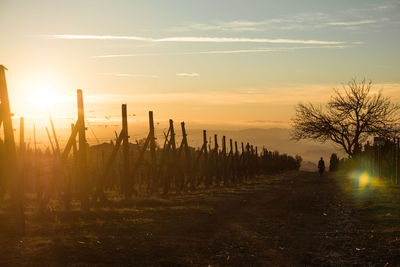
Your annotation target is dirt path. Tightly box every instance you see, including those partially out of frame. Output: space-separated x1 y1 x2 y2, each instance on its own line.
1 171 400 266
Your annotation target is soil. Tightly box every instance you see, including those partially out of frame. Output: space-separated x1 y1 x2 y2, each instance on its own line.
1 171 400 266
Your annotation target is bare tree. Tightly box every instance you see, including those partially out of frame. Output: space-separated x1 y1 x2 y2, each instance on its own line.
291 79 400 157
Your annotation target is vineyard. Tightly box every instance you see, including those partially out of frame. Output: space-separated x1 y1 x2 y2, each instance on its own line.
338 137 400 186
0 66 301 235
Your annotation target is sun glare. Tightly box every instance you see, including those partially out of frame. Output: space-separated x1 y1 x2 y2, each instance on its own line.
29 86 63 110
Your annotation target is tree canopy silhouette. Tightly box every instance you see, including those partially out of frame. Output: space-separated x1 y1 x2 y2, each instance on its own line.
291 79 400 157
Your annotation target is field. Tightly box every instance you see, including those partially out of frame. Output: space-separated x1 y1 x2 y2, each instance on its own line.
1 170 400 266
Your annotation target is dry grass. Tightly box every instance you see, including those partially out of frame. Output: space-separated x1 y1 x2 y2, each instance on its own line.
1 171 400 266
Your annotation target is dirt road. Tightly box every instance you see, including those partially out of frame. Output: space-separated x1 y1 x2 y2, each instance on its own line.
1 171 400 266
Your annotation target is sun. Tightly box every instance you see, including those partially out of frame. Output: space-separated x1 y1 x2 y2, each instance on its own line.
29 86 63 110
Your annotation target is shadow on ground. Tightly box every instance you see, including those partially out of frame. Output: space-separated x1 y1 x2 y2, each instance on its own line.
1 170 400 266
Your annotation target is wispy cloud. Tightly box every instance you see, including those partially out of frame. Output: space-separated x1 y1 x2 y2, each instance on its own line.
327 20 376 26
154 36 342 44
176 73 200 77
170 16 327 32
44 34 343 45
100 72 158 78
48 34 151 41
186 45 349 54
91 45 350 58
170 9 388 33
171 20 273 32
93 53 160 58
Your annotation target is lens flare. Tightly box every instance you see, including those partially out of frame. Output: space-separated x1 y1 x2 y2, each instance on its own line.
348 169 384 195
358 172 370 189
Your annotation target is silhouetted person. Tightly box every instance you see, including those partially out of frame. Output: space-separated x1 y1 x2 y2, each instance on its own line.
318 157 325 177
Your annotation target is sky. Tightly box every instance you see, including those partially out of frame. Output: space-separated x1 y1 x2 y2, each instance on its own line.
0 0 400 146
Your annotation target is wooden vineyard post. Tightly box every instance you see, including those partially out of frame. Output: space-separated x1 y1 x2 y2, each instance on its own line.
58 120 81 210
249 145 254 178
247 143 252 179
149 111 158 194
33 124 37 152
235 141 238 155
214 135 219 152
0 65 24 234
228 139 233 184
179 122 190 191
264 147 268 173
49 114 60 155
222 136 226 159
121 104 130 199
64 123 77 211
179 122 188 152
255 146 259 177
214 134 220 187
244 142 249 181
19 117 26 211
45 127 56 154
203 131 208 154
201 130 209 187
165 119 177 195
20 117 25 154
71 123 78 157
171 120 180 193
19 117 25 171
160 119 173 194
33 124 42 205
234 141 239 184
247 143 251 167
126 111 159 196
222 136 227 185
180 122 188 148
98 129 123 203
169 120 177 151
77 89 89 211
239 142 244 183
